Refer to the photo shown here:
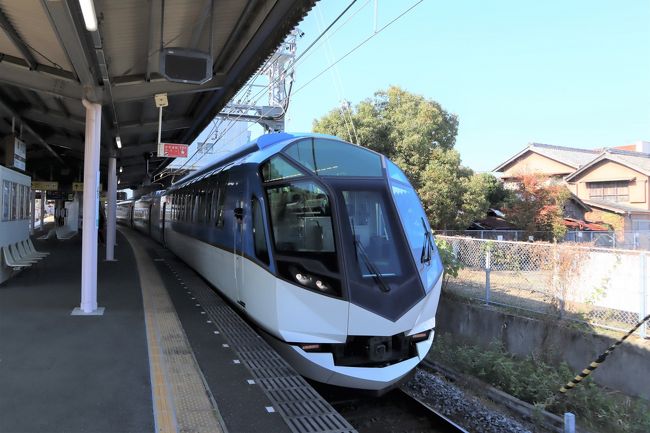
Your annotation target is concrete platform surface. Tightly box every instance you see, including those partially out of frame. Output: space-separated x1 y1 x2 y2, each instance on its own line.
0 232 153 433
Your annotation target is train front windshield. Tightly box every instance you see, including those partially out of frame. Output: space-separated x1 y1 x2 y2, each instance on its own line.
262 137 437 320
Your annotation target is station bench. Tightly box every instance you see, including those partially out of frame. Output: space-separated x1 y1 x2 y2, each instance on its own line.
2 239 49 270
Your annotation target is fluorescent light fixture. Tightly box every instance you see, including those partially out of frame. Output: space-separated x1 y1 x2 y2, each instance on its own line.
79 0 98 31
119 166 123 173
115 136 122 149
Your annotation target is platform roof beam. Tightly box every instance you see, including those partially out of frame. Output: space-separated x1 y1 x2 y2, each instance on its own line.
0 96 64 164
0 6 38 70
40 0 102 102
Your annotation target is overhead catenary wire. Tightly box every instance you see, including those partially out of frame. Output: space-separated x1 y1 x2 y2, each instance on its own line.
156 0 422 183
292 0 423 97
154 5 351 181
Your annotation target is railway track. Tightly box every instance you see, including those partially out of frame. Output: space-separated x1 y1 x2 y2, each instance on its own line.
321 386 469 433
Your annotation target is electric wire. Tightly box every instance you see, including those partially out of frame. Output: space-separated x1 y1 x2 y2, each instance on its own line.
156 0 421 183
292 0 423 97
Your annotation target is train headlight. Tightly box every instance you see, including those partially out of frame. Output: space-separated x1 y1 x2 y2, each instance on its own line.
411 330 431 343
315 280 329 292
295 273 313 285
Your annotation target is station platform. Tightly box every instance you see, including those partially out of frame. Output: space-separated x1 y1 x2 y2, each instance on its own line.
0 227 354 433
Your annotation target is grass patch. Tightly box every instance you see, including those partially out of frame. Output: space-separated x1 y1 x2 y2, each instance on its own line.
429 334 650 433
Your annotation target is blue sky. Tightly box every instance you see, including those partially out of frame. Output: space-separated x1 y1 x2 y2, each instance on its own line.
283 0 650 172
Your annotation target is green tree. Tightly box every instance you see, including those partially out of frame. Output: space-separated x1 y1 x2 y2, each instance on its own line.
313 86 458 189
313 86 496 230
474 172 511 208
418 148 490 229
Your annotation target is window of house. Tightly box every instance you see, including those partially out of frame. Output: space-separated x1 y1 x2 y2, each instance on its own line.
587 181 629 202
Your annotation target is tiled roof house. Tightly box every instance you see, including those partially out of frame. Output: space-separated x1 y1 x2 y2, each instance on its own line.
494 141 650 245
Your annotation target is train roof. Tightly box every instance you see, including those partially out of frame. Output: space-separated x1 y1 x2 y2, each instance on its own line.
168 132 340 192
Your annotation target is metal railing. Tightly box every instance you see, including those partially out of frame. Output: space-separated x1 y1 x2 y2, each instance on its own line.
437 235 649 337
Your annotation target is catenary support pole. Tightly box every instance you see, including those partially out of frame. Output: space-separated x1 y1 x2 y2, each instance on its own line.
106 156 117 261
73 99 104 316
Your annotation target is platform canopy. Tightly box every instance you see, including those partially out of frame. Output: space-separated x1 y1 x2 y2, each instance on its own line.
0 0 314 188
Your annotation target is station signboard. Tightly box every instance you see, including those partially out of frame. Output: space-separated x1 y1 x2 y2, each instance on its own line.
32 181 59 191
12 138 26 171
47 191 74 201
2 135 26 171
158 142 188 158
72 182 103 192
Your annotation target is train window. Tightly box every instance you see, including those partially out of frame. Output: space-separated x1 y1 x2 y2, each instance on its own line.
261 156 303 182
215 172 228 227
252 197 269 265
266 180 335 253
342 189 402 278
284 138 383 177
284 139 316 171
205 190 213 223
386 160 411 185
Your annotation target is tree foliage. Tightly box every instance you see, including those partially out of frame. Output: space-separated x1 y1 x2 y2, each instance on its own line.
313 86 458 190
313 86 495 230
505 174 570 240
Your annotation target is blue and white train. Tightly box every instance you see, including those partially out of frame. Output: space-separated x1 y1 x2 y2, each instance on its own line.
119 132 443 391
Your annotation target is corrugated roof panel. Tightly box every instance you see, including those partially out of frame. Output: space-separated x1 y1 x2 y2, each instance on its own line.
100 1 150 77
0 29 23 59
0 0 72 71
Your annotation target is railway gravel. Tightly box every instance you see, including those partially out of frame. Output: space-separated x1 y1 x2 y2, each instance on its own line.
405 369 532 433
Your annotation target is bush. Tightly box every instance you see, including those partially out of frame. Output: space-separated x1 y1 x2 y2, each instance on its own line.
429 334 650 433
435 238 463 289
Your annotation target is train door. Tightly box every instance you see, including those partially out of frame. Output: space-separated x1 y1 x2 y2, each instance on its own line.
161 202 166 246
233 174 248 308
234 196 245 308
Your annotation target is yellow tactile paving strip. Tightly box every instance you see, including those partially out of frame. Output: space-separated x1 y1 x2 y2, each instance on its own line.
123 229 225 433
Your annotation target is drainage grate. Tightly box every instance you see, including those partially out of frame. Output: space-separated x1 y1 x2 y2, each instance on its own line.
161 254 356 433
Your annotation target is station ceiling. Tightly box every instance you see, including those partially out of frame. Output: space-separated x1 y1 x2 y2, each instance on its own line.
0 0 315 189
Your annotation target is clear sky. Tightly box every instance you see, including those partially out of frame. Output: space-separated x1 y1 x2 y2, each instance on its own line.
283 0 650 172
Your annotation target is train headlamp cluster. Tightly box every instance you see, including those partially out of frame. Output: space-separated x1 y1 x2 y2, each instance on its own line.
293 270 331 294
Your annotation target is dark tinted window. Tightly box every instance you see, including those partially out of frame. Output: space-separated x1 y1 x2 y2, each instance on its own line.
284 138 383 177
266 180 335 253
252 197 270 265
261 156 303 182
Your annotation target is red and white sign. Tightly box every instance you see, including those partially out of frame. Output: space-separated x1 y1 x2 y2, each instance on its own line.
158 143 188 158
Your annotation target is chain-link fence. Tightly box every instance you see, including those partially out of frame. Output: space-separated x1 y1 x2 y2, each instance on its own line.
437 235 649 337
438 230 616 247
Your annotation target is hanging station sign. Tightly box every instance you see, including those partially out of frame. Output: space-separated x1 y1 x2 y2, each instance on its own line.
12 137 26 171
158 142 188 158
72 182 103 192
3 135 26 171
32 181 59 191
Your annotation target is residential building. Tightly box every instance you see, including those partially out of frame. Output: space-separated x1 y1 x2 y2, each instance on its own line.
494 141 650 247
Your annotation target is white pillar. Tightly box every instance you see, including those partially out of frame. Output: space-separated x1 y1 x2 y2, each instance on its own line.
39 191 44 230
29 190 35 234
73 99 104 316
106 156 117 261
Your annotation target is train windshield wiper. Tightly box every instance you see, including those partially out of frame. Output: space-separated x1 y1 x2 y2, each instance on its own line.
420 217 432 264
350 219 391 293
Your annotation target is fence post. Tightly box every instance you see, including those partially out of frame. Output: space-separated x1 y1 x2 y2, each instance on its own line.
552 242 563 318
640 253 647 338
564 413 576 433
485 248 491 305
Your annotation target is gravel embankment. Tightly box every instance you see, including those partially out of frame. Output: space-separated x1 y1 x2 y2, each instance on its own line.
405 369 533 433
